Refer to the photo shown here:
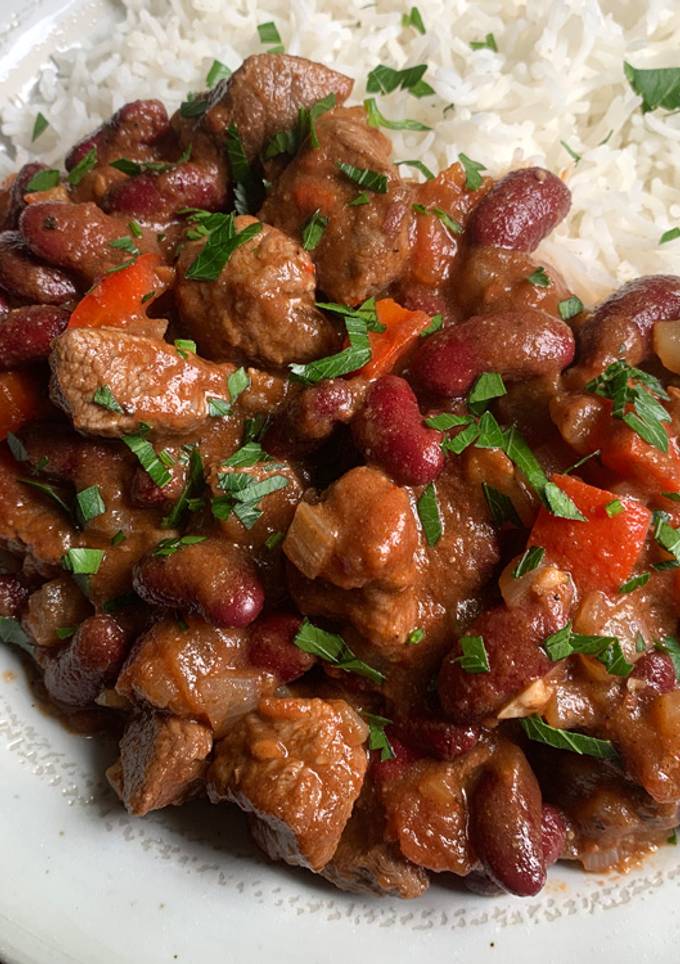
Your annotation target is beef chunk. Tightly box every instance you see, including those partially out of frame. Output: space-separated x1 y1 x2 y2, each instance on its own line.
176 217 338 367
207 697 368 870
116 616 278 737
260 107 413 305
110 711 212 816
49 328 234 437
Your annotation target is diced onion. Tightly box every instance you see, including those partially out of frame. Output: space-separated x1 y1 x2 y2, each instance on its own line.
653 319 680 374
282 501 337 579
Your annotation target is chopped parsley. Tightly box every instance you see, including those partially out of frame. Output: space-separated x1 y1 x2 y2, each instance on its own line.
111 530 126 547
619 572 650 594
206 59 231 87
366 63 434 98
185 211 262 281
544 622 633 677
470 33 497 51
32 112 49 142
336 161 388 193
513 546 545 579
527 266 551 287
364 98 431 131
264 531 285 551
585 360 671 453
174 338 197 359
604 498 624 517
152 534 207 557
257 21 283 51
624 62 680 113
121 433 172 488
25 169 60 191
6 432 28 462
558 295 584 320
458 152 486 190
455 635 490 673
67 147 98 186
655 637 680 680
407 627 424 645
0 616 33 654
62 547 105 575
468 372 507 415
290 313 371 383
301 209 329 250
520 715 618 760
660 227 680 245
395 158 435 180
401 7 426 33
363 712 395 761
19 478 72 519
419 313 444 338
412 203 462 235
161 446 204 529
482 482 522 527
75 485 105 524
348 192 370 207
560 140 581 163
416 482 442 546
293 619 385 684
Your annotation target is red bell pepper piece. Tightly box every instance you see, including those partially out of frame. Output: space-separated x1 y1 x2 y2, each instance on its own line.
528 473 651 596
358 299 432 380
68 253 166 330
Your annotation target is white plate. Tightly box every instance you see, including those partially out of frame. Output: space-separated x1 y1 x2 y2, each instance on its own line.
1 3 679 962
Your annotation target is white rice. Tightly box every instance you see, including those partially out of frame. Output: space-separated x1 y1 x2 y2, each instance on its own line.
2 0 680 302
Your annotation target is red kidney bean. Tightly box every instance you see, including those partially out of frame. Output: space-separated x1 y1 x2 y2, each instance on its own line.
390 715 480 760
0 231 78 305
0 574 30 618
371 734 423 786
438 588 570 724
467 167 571 252
577 274 680 369
263 378 364 458
43 614 128 706
541 803 567 866
469 745 547 896
631 650 676 694
410 308 575 399
352 375 444 485
247 612 315 682
129 463 186 508
103 162 226 221
65 99 170 170
133 537 264 628
0 305 70 369
20 201 159 281
4 163 47 229
463 871 503 896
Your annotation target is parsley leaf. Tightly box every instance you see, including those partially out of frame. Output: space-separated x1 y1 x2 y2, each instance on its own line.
290 313 371 383
660 227 680 245
185 212 262 281
75 485 105 524
527 266 551 287
364 97 431 131
416 482 442 546
0 616 33 654
25 169 60 191
293 619 385 684
520 715 619 760
468 372 507 415
558 295 584 320
513 546 545 578
585 359 671 453
152 534 207 557
395 159 435 180
458 152 486 190
456 635 490 673
301 209 329 250
366 63 434 98
419 313 443 337
336 161 388 193
482 482 522 527
67 147 98 186
32 112 49 142
121 434 172 488
401 7 426 34
470 33 497 51
206 59 231 87
62 547 105 575
363 712 396 761
161 446 204 529
624 62 680 113
92 385 124 414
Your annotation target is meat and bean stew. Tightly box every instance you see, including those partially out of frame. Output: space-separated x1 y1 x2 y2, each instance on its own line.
2 52 680 900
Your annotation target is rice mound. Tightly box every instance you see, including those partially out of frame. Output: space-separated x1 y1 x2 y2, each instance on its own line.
1 0 679 302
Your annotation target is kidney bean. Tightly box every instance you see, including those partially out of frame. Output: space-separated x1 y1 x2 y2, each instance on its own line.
352 375 444 485
467 167 571 252
133 537 264 628
0 231 78 305
20 201 159 281
3 163 47 229
247 612 315 682
438 588 570 724
463 871 503 896
43 614 128 706
577 275 680 370
541 803 567 866
65 99 170 170
371 734 423 786
0 573 30 618
410 308 575 399
631 650 676 694
391 715 480 760
469 745 547 896
103 162 226 221
0 305 70 369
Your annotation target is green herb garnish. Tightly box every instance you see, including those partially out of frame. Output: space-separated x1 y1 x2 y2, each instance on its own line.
293 619 385 684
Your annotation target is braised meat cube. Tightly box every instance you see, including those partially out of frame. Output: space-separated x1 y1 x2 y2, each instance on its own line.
207 697 368 870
